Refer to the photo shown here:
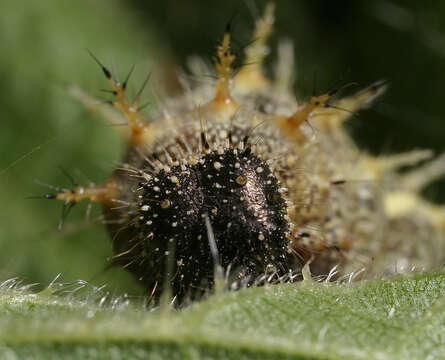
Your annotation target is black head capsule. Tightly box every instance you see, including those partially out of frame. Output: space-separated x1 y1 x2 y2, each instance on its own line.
116 147 290 303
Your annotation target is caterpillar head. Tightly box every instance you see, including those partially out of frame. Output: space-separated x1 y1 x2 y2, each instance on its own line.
133 141 290 301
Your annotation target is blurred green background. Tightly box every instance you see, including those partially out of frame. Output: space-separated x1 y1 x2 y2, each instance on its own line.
1 0 444 295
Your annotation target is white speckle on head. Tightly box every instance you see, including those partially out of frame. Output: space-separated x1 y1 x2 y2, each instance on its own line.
234 162 240 168
170 176 179 184
153 186 160 192
146 220 153 225
141 205 149 211
258 233 265 241
213 161 222 170
256 166 264 173
172 222 178 227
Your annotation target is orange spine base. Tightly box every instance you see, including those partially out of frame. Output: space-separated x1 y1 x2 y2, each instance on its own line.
54 180 117 205
211 32 238 108
275 83 358 140
86 50 150 145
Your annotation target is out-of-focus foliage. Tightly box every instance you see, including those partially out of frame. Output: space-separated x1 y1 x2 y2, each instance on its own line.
0 0 167 293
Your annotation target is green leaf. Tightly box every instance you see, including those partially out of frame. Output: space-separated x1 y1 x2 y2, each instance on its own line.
1 271 444 359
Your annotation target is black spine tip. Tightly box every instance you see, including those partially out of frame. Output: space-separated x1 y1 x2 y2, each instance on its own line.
225 12 239 35
225 22 231 34
100 89 118 96
44 193 57 199
331 180 346 185
102 67 112 79
134 72 151 102
86 49 112 79
122 64 135 90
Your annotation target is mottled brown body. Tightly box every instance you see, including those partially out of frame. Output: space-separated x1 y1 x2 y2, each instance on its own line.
54 3 445 303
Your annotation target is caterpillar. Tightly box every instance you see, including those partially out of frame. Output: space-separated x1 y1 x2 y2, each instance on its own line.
41 3 445 305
